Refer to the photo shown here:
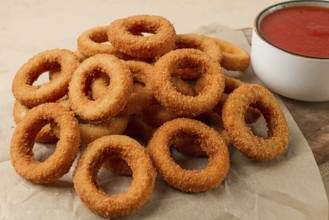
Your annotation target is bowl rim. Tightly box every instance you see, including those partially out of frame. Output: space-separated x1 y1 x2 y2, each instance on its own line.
253 0 329 60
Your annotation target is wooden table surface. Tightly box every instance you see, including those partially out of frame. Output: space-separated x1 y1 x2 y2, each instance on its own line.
242 28 329 201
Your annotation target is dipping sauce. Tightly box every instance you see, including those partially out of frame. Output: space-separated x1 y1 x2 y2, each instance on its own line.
259 5 329 58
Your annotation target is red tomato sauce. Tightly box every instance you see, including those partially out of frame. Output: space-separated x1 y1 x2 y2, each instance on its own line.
259 5 329 58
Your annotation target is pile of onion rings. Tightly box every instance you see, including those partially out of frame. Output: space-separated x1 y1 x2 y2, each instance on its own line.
9 14 289 218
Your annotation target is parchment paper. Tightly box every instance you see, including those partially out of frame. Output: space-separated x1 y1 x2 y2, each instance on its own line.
0 28 328 220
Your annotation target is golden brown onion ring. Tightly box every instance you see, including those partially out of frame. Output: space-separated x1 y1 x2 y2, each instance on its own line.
141 76 195 127
69 54 133 121
103 115 156 176
77 26 132 60
12 49 79 108
74 50 88 63
212 37 250 71
140 104 178 128
172 109 231 158
171 129 231 158
175 34 222 62
13 99 71 143
147 118 230 192
88 72 109 100
73 135 156 218
90 60 154 115
10 103 80 184
107 15 176 58
195 76 262 124
121 61 154 114
150 49 224 116
102 156 133 176
78 115 129 144
222 84 289 161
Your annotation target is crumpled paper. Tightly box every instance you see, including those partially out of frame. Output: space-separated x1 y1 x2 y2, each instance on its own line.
0 28 327 220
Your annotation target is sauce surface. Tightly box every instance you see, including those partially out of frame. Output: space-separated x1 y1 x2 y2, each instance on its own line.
259 5 329 58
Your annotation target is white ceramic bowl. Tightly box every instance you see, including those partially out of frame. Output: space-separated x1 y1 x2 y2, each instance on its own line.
251 0 329 102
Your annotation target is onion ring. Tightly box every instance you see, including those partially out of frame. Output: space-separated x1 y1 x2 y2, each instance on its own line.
141 76 195 127
107 15 176 58
69 54 133 121
217 78 262 124
172 110 231 158
174 110 232 158
120 61 154 114
12 49 79 108
102 156 133 176
195 76 262 124
147 118 230 192
103 115 156 176
90 60 154 115
78 115 129 144
175 34 222 62
212 37 250 71
173 77 261 158
170 76 196 96
73 135 156 218
171 129 231 158
140 104 178 127
10 103 80 183
74 50 88 62
222 84 289 161
172 67 201 79
77 26 132 60
88 72 109 100
52 115 129 145
13 100 57 143
150 49 224 116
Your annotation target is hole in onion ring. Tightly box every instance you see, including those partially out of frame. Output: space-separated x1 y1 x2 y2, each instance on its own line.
170 61 206 98
25 116 68 162
100 41 112 45
249 114 269 139
27 61 61 85
129 30 154 37
170 133 208 170
33 71 54 86
170 148 208 170
128 25 158 36
76 116 109 125
27 118 59 162
97 167 133 195
32 63 61 86
84 70 111 100
33 142 55 162
170 76 196 97
139 32 154 36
